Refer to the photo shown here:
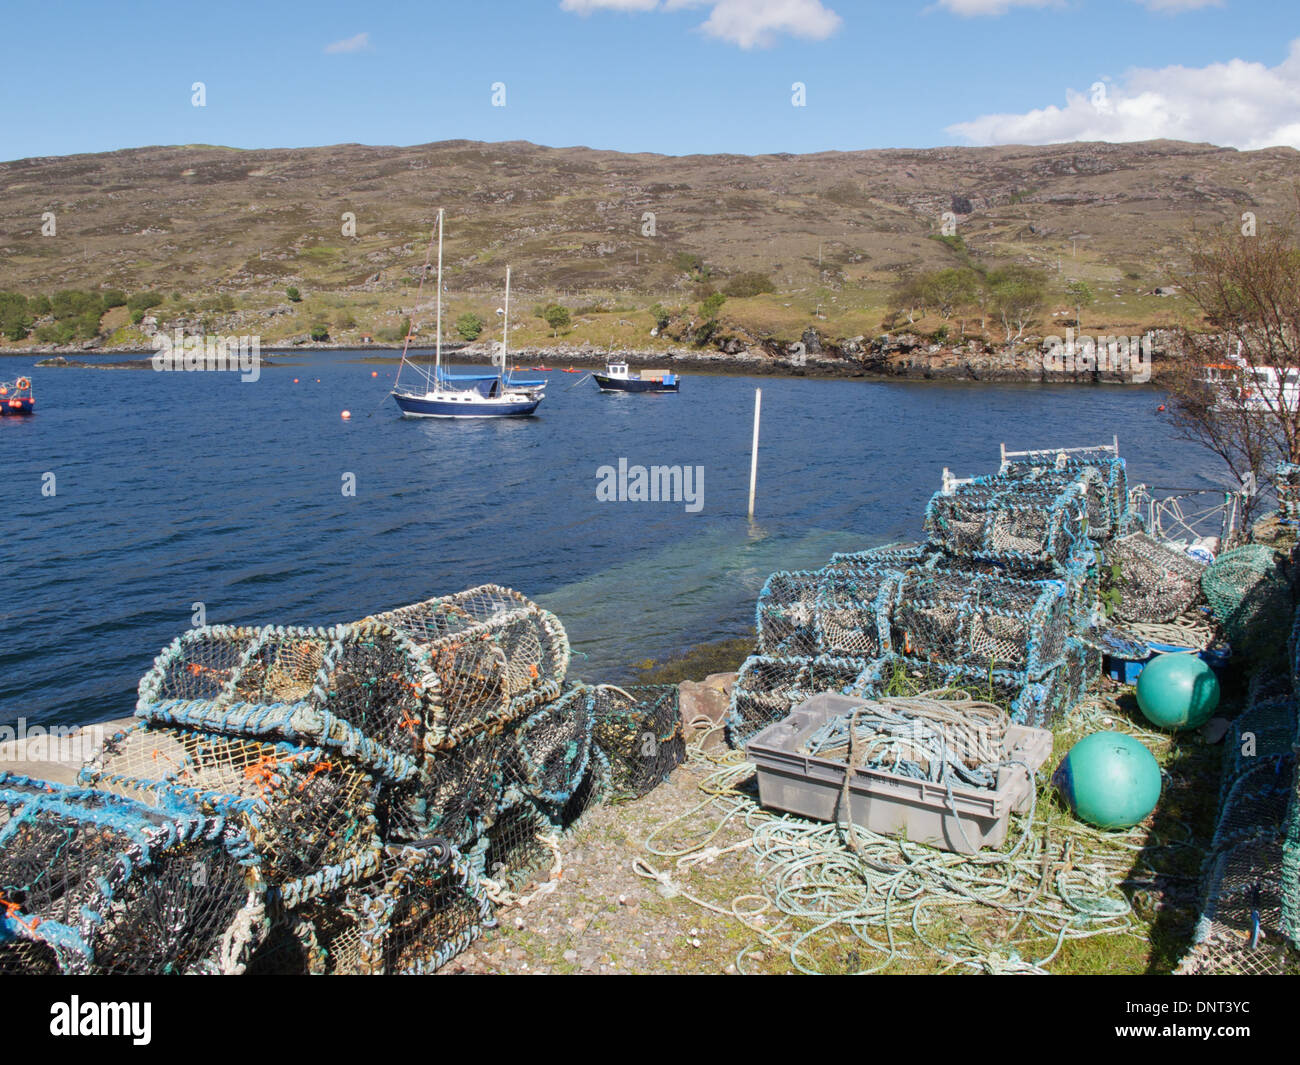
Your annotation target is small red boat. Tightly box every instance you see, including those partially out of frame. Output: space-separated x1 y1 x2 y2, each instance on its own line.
0 377 34 415
530 364 555 371
561 366 582 374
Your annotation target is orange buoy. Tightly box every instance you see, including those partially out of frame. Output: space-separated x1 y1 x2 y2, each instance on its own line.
1157 404 1166 412
371 371 378 377
293 378 299 383
341 410 352 419
316 378 321 383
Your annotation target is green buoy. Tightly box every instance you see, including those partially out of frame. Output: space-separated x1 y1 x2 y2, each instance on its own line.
1054 731 1162 829
1136 652 1220 730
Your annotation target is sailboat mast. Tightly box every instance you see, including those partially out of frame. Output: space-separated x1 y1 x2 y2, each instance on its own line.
435 208 444 380
501 266 510 384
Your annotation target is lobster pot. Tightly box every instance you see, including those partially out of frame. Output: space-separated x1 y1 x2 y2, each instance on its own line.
1284 775 1300 949
755 570 822 656
850 653 1079 729
504 685 596 807
922 551 1098 628
893 569 1070 677
1209 758 1295 857
1108 532 1206 624
367 584 570 746
379 728 509 848
826 543 927 572
551 745 611 831
591 685 686 801
728 655 874 749
924 474 1088 570
137 622 435 779
251 842 490 975
1218 683 1296 808
1001 451 1127 540
1276 461 1300 520
475 791 557 894
0 776 265 975
1194 837 1289 968
814 566 904 659
81 723 381 888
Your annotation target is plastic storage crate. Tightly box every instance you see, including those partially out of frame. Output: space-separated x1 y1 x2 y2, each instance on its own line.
746 693 1052 854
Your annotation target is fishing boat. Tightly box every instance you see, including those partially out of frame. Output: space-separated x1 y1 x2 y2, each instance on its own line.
592 362 680 394
1202 341 1300 414
0 377 34 415
391 211 544 419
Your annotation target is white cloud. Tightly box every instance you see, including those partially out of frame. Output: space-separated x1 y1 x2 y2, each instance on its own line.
1137 0 1223 11
324 32 371 54
561 0 842 48
934 0 1055 15
947 39 1300 150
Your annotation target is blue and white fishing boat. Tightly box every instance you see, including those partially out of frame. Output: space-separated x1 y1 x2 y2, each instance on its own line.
391 210 545 419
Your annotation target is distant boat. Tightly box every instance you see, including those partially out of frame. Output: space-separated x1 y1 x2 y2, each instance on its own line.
562 366 582 374
0 377 34 415
1202 341 1299 414
391 210 544 419
593 362 680 394
530 364 555 371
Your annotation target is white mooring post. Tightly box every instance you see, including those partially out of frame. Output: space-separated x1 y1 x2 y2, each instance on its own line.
748 388 762 519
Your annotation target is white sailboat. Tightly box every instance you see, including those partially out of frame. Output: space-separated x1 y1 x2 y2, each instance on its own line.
391 210 545 418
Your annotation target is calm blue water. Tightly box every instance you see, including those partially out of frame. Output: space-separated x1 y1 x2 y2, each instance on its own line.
1 351 1222 728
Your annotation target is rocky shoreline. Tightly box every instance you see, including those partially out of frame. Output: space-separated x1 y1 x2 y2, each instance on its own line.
11 327 1184 385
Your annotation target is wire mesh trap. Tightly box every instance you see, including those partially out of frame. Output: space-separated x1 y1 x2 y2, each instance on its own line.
249 841 490 975
1202 545 1289 654
893 569 1071 676
1105 532 1207 625
924 473 1088 570
505 685 596 807
366 584 570 747
138 622 436 781
728 655 874 749
81 723 381 887
1000 450 1127 542
589 684 687 801
0 775 265 975
475 791 559 896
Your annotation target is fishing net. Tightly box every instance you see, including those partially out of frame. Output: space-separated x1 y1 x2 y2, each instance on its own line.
0 775 265 975
1000 449 1127 541
924 551 1099 629
591 685 687 801
1284 778 1300 949
551 745 611 831
366 584 570 747
81 723 381 888
1202 545 1289 657
728 655 875 749
924 473 1088 570
1106 532 1206 624
252 841 490 975
504 686 595 807
893 569 1071 676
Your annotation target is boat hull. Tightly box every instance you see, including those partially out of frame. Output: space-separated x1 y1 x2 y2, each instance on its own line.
392 391 541 418
593 374 679 394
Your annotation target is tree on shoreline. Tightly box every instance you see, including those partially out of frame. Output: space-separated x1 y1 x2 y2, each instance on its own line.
1165 191 1300 518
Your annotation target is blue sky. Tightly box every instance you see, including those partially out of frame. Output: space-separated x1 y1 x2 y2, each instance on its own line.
2 0 1297 160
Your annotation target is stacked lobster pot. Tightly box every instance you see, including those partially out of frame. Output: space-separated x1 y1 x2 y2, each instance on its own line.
0 775 267 975
729 451 1124 748
0 584 691 975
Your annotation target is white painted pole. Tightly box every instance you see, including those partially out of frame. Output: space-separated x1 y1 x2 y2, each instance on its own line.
748 388 762 519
